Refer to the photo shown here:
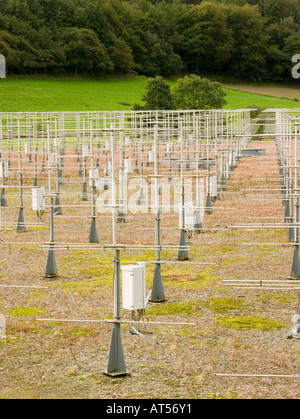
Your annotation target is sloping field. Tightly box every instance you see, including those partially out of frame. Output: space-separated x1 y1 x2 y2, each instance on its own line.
1 77 300 112
224 84 300 109
0 77 148 112
225 84 300 100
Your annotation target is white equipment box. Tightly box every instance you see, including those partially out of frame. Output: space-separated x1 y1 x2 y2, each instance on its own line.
0 161 9 179
124 158 132 174
32 187 45 211
89 168 99 186
82 144 89 157
54 138 61 148
179 202 194 230
121 264 146 310
24 141 31 154
210 175 218 199
185 201 194 230
148 149 154 163
49 152 56 167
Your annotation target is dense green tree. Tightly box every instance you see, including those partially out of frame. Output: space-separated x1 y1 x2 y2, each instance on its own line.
108 36 135 74
180 2 234 73
172 74 227 109
63 27 113 75
134 75 174 110
225 4 270 81
0 0 298 81
260 0 300 25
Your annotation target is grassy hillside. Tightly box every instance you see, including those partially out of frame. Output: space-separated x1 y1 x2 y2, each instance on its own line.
0 76 299 112
0 77 148 112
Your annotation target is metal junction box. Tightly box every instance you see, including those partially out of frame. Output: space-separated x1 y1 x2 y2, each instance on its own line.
89 168 99 186
0 161 9 179
32 187 45 211
121 264 145 310
179 202 194 230
24 142 31 154
49 152 56 167
124 158 132 174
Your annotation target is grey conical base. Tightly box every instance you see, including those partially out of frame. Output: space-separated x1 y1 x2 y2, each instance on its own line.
89 217 99 243
220 176 226 189
54 194 62 215
290 245 300 279
178 229 189 260
117 209 126 223
138 187 146 206
82 182 88 201
284 200 290 221
288 219 295 242
44 247 58 278
17 208 26 232
149 263 165 303
58 170 63 186
1 188 7 207
205 194 213 215
104 323 128 377
194 209 203 232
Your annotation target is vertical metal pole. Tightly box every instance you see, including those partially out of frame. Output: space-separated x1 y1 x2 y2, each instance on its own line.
47 121 52 196
89 179 99 243
90 118 94 169
111 126 117 246
0 117 5 208
290 122 300 279
0 161 6 207
0 115 2 160
82 118 88 200
17 116 25 232
194 117 202 232
150 122 165 302
104 124 127 377
205 114 213 215
178 123 189 260
45 196 58 278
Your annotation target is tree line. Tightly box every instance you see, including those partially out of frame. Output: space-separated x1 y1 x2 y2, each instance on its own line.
0 0 299 82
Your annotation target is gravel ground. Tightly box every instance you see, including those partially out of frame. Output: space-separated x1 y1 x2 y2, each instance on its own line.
0 139 300 399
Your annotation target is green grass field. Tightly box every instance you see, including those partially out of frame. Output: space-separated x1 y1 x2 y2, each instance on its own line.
0 76 299 112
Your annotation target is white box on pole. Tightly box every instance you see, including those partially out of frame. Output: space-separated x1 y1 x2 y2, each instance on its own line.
24 142 31 154
49 152 56 167
185 201 194 230
89 168 99 186
82 144 89 157
124 158 132 174
122 265 145 310
210 175 218 198
0 161 9 179
32 187 45 211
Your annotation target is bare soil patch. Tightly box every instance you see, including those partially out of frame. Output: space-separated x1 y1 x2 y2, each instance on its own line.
0 140 300 399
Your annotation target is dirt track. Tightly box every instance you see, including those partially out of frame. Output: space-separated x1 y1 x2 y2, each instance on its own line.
225 84 300 101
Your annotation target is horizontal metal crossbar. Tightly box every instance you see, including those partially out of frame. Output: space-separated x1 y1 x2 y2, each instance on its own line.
215 373 300 379
223 279 300 290
36 318 197 326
